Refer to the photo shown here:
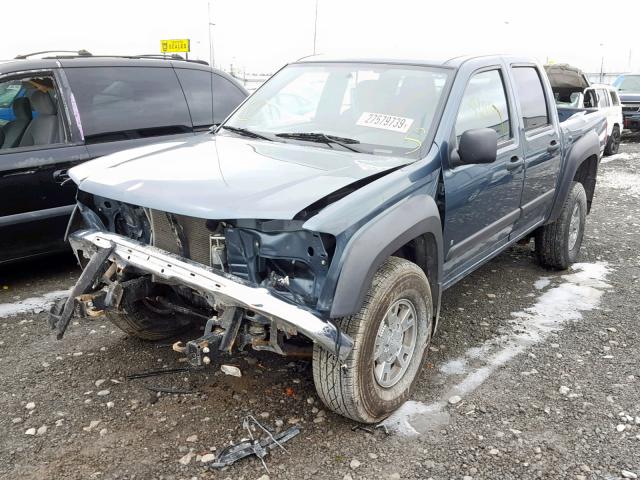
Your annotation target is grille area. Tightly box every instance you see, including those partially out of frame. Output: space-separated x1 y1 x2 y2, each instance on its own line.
149 210 212 266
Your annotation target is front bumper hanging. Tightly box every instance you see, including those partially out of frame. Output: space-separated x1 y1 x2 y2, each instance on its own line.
57 229 353 360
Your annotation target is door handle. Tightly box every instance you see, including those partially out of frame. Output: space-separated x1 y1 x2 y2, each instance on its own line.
547 140 560 153
506 155 524 171
53 169 70 184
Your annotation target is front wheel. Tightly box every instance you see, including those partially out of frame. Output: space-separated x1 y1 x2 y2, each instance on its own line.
106 295 195 341
604 125 621 156
535 181 587 270
312 257 433 423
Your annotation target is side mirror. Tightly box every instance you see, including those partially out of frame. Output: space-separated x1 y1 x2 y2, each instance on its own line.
452 128 498 166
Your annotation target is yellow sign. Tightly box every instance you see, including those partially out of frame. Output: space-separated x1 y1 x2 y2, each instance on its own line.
160 39 190 53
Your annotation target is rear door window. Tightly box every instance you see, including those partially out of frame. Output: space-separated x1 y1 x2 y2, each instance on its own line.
511 67 550 131
610 90 620 106
211 74 247 125
64 66 192 143
175 68 214 130
597 89 610 108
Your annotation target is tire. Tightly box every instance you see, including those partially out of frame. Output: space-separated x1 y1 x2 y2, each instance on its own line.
535 181 587 270
106 298 194 341
312 257 433 423
604 125 621 156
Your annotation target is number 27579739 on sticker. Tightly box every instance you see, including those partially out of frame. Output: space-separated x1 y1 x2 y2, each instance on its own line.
356 112 414 133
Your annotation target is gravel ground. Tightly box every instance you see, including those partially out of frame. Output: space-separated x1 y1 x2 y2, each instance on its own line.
1 137 639 480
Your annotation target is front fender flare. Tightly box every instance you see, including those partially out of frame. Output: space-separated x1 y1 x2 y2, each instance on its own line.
328 193 443 319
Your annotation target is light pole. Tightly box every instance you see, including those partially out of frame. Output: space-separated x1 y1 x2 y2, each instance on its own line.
208 0 215 67
599 42 605 83
312 0 319 55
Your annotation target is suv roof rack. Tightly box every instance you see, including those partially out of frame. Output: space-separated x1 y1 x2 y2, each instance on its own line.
14 50 209 66
135 54 209 65
15 49 92 59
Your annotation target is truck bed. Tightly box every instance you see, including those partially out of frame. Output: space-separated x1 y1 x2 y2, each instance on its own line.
556 106 597 123
556 107 607 155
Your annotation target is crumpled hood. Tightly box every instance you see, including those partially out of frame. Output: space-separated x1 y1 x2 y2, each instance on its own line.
70 134 411 220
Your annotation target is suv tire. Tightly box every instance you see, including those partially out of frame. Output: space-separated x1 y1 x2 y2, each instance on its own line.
604 125 621 156
535 181 587 270
312 256 433 423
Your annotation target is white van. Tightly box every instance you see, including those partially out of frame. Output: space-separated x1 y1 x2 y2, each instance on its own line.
576 85 623 155
545 64 623 156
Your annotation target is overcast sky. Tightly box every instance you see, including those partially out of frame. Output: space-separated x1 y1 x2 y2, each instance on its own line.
4 0 639 75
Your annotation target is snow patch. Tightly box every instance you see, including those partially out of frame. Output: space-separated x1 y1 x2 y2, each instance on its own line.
440 358 467 375
380 262 611 436
600 152 633 164
380 400 449 437
0 290 70 318
598 169 640 196
534 277 551 290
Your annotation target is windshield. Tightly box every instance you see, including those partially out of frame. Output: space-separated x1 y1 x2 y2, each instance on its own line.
223 62 451 157
613 75 640 92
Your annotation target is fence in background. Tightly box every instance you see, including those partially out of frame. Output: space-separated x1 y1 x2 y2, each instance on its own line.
227 70 272 92
585 72 628 85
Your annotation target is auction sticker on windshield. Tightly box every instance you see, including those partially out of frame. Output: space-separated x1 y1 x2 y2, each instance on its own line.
356 112 414 133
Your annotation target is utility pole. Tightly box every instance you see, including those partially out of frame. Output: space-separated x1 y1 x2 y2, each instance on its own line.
599 43 605 83
312 0 319 55
208 0 215 67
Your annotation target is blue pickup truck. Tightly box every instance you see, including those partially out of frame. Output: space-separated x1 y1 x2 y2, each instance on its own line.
53 55 606 423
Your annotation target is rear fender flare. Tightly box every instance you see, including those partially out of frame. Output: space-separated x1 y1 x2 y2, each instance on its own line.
329 193 443 322
548 129 600 223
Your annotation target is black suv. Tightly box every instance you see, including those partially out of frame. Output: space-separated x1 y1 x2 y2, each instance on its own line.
0 52 248 264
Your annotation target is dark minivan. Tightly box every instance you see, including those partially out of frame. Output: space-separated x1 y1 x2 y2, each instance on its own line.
0 52 248 264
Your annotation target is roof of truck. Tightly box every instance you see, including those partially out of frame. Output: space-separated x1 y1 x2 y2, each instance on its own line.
295 54 537 69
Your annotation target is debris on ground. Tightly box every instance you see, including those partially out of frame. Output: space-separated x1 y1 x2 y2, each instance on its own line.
351 425 374 434
125 367 191 380
144 386 196 395
207 415 300 472
220 364 242 377
82 420 101 432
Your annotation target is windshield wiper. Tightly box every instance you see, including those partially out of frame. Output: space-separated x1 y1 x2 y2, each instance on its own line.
275 132 362 153
220 125 272 141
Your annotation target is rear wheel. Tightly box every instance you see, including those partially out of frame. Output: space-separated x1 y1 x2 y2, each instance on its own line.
604 125 621 156
106 295 195 341
312 257 433 423
535 181 587 270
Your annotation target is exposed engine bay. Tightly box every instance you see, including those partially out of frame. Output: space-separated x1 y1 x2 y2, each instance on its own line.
54 191 352 367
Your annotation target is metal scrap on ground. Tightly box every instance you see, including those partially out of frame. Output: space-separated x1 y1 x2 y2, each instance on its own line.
208 415 300 471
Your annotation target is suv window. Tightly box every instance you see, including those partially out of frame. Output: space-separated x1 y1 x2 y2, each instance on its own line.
212 74 246 125
65 67 192 143
456 69 511 143
611 90 621 106
597 89 610 108
511 67 550 131
0 75 67 150
175 69 214 130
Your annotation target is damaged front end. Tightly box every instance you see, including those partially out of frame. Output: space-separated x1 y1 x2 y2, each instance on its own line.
52 197 353 364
